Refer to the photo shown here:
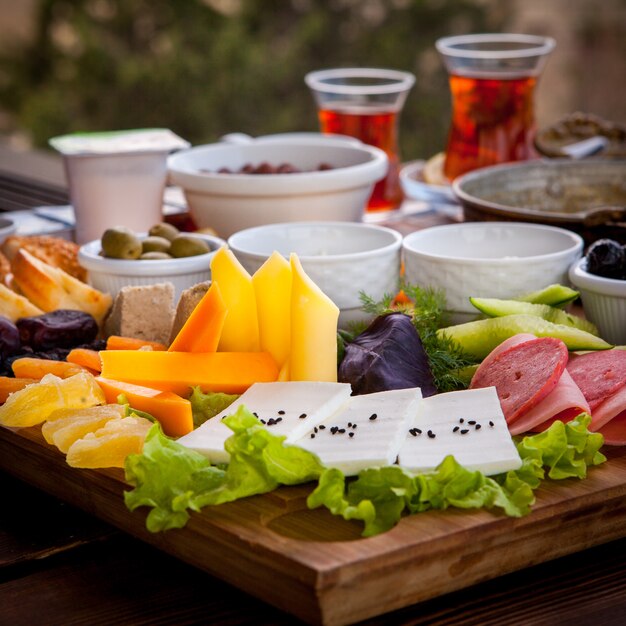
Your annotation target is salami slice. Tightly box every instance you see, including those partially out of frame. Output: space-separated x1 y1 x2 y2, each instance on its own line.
470 337 569 423
567 350 626 411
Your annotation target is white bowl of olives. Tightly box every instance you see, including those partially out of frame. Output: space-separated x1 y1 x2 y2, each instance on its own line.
78 223 226 299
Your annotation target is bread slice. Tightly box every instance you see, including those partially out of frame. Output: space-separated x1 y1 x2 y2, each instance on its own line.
0 283 44 321
1 235 87 282
11 249 112 325
169 281 211 343
104 283 174 345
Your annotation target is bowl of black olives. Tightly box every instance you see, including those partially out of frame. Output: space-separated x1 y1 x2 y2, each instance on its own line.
569 238 626 345
78 223 225 299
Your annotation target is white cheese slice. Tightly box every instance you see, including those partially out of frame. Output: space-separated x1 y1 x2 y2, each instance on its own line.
177 381 352 464
294 388 423 476
397 386 522 476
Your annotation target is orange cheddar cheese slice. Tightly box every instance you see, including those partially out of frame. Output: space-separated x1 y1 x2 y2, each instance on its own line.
169 281 227 352
95 376 194 437
99 350 278 397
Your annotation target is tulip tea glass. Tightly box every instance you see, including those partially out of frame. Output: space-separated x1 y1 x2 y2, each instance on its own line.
436 34 555 181
305 68 415 213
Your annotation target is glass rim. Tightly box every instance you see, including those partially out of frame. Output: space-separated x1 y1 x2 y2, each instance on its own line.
436 33 556 59
305 68 415 95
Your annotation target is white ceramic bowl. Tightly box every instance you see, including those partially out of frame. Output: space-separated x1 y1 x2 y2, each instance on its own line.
402 222 584 320
167 135 388 238
228 221 402 325
569 258 626 345
78 233 226 300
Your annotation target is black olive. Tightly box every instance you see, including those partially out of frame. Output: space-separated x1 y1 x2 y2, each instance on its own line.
586 239 626 280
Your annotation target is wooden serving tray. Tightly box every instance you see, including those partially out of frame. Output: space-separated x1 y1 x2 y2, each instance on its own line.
2 425 625 626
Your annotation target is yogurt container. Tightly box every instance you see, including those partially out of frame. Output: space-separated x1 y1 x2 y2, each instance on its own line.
50 129 189 243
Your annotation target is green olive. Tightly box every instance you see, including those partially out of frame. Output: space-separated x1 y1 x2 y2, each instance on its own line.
149 222 180 242
101 227 142 259
169 234 210 258
142 236 171 254
140 251 173 260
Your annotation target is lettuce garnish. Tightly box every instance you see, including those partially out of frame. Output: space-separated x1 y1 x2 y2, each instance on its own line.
188 387 239 428
124 412 605 536
124 405 323 531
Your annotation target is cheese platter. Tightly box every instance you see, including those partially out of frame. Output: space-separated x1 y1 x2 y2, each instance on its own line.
0 222 625 626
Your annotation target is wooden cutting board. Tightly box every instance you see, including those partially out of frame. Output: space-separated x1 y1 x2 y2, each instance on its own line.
2 425 625 626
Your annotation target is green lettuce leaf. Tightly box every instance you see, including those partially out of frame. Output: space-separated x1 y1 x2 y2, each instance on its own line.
189 386 239 428
124 405 324 531
124 425 225 532
308 414 605 537
515 413 606 480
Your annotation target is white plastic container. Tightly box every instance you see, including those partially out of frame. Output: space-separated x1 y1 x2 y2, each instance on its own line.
569 258 626 345
50 129 189 243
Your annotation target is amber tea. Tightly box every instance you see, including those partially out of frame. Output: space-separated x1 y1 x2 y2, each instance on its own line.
436 34 555 181
306 68 415 213
318 105 403 212
443 74 538 180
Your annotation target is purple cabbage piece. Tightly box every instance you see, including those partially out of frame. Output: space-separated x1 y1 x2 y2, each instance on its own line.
338 312 437 397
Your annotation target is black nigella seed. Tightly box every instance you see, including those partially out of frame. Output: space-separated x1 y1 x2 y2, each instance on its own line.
349 432 354 438
489 421 494 428
475 424 482 430
427 430 436 439
453 426 460 433
338 428 346 434
415 428 422 434
369 413 377 421
459 418 464 423
352 424 357 429
314 427 318 433
460 429 469 435
310 433 315 439
278 410 285 415
319 425 326 430
468 420 476 425
348 422 353 428
260 419 266 425
253 412 258 417
299 413 307 419
331 426 338 434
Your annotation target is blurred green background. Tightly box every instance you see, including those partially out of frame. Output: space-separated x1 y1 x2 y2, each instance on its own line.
0 0 624 163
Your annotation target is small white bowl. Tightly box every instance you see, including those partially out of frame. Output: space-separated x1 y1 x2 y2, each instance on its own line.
402 222 584 320
228 221 402 325
569 258 626 345
78 233 226 300
167 135 388 238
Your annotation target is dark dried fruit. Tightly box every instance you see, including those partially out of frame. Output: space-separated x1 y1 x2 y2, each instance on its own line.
0 316 21 358
17 310 98 351
586 238 626 280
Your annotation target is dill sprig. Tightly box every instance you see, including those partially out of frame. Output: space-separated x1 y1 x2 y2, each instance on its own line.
358 284 478 392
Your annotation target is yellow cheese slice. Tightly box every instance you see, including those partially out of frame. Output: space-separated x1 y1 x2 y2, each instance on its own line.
210 248 260 352
252 251 292 369
289 253 338 382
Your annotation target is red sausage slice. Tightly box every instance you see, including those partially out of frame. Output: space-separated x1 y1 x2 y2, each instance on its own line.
567 350 626 411
470 337 569 423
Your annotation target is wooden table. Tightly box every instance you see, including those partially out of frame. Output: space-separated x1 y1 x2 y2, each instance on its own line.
1 165 625 626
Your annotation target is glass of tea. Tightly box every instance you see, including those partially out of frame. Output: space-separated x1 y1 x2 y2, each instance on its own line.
436 33 556 181
305 68 415 213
